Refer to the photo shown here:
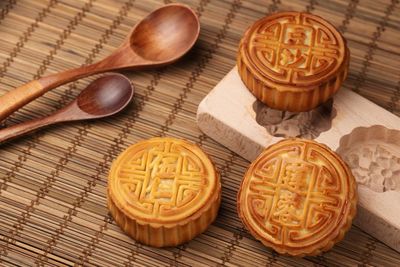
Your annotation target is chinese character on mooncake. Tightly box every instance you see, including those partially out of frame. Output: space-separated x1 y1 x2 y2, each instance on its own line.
238 12 350 112
237 139 357 256
108 137 221 247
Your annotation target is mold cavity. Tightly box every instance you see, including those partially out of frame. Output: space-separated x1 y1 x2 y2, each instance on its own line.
253 99 336 139
337 125 400 193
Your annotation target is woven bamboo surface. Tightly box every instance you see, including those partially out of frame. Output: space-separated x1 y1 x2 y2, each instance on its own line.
0 0 399 266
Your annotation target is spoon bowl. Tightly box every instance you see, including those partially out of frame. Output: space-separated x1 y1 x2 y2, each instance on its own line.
77 74 133 117
0 74 134 144
129 4 200 63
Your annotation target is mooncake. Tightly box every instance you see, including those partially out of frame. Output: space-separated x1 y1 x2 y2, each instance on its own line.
108 137 221 247
237 139 357 256
237 12 350 112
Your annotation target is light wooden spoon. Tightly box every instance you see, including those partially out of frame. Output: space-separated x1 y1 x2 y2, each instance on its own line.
0 74 134 144
0 3 199 122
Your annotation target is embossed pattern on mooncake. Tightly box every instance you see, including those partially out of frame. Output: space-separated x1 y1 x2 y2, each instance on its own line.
238 12 350 112
237 139 357 256
108 137 221 247
247 12 345 85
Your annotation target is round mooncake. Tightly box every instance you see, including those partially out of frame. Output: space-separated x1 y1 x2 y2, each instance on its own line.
237 12 350 112
108 137 221 247
237 139 357 256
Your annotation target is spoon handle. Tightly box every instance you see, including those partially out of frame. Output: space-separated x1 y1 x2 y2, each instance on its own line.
0 114 61 144
0 61 104 123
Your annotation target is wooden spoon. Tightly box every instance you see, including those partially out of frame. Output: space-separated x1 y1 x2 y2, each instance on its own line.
0 3 199 122
0 74 134 144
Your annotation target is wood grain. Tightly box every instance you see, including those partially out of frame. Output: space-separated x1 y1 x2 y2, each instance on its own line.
0 80 43 122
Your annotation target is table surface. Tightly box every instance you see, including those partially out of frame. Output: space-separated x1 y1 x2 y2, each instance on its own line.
0 0 399 266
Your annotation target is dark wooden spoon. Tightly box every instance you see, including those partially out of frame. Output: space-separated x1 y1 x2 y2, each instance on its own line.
0 74 134 144
0 3 199 122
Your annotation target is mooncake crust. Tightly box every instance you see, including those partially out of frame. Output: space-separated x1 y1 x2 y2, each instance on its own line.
237 12 350 112
237 138 357 256
108 137 221 247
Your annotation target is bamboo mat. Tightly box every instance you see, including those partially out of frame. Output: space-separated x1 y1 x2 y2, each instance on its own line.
0 0 399 266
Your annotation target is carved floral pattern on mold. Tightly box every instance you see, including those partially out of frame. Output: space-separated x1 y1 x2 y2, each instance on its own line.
344 144 400 192
253 99 335 139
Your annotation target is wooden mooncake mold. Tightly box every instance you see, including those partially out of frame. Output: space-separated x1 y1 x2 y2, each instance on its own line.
237 12 349 112
237 138 357 256
108 137 221 247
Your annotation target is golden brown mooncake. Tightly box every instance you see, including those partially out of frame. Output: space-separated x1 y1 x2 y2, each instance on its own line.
237 12 350 112
237 139 357 256
108 137 221 247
